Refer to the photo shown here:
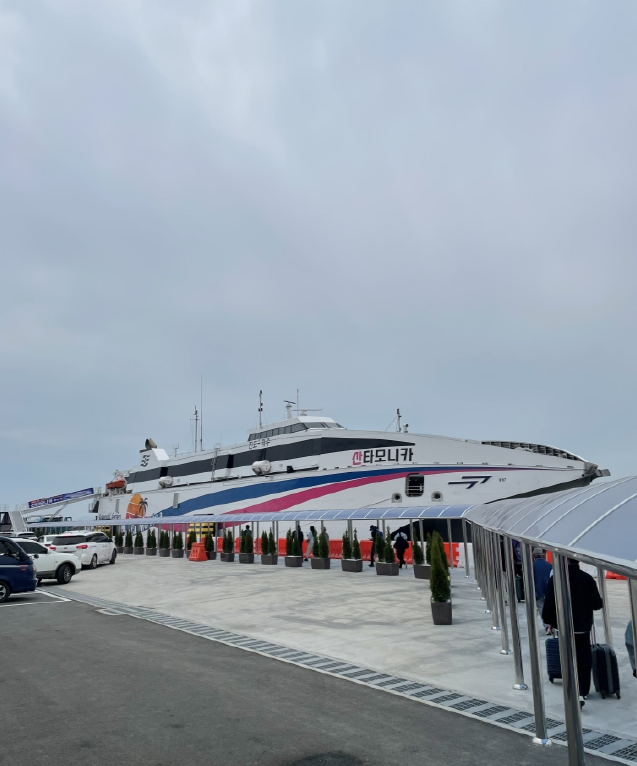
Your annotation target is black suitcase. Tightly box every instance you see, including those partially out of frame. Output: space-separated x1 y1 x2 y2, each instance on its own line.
592 643 621 699
546 636 561 683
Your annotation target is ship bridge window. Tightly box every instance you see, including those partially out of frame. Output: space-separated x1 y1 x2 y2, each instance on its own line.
405 473 424 497
249 423 308 441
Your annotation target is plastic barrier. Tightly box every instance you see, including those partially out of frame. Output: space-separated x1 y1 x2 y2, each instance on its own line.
606 571 628 580
189 542 208 562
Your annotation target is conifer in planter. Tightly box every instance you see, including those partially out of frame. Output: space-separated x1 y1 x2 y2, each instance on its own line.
221 530 235 562
285 528 303 567
159 530 171 557
341 528 363 572
412 533 430 579
239 531 255 564
187 529 197 552
376 527 399 576
430 536 452 624
261 530 278 565
124 529 134 554
311 529 331 569
114 530 124 554
146 529 157 556
204 532 216 560
134 530 145 555
171 531 184 558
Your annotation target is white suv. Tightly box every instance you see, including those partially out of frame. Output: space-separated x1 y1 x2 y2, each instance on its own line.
15 539 81 584
43 532 117 569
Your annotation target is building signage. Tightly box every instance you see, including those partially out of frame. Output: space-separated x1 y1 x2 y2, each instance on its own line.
28 488 95 509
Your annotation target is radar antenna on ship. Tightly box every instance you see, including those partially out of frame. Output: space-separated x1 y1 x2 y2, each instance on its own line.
285 389 322 418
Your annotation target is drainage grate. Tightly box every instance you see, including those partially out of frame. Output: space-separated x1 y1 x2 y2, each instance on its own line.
553 729 592 742
451 699 489 711
412 688 445 699
474 705 509 719
497 712 533 726
374 677 408 688
392 683 427 694
432 693 463 704
357 674 391 683
333 666 362 675
611 745 637 761
341 669 378 679
521 718 563 732
586 735 621 751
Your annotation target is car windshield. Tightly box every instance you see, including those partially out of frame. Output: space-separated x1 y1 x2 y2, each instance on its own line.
16 541 47 554
52 536 86 546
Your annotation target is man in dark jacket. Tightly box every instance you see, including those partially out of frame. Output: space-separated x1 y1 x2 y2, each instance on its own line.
369 525 383 567
542 559 603 699
393 531 409 569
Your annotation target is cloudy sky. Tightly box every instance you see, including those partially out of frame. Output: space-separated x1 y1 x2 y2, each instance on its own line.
1 1 636 506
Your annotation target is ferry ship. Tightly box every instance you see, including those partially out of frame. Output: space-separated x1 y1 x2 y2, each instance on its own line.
92 406 610 522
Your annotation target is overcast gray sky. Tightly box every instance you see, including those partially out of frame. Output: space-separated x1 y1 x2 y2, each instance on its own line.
1 1 636 506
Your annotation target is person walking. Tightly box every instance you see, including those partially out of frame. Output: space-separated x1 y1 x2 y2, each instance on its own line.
532 548 552 617
393 530 409 569
304 526 316 561
542 558 603 704
369 525 383 567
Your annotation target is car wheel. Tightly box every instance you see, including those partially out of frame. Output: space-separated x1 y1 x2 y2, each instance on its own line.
89 554 98 570
109 549 117 565
0 581 10 603
56 564 73 584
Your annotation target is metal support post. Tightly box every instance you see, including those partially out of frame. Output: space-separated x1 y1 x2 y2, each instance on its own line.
521 542 551 745
487 532 499 623
462 519 470 578
596 568 613 647
409 519 414 567
446 518 453 571
553 554 585 766
493 534 510 652
504 537 527 687
381 519 385 539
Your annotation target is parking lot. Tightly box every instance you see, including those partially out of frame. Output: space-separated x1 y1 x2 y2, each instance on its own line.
2 594 606 766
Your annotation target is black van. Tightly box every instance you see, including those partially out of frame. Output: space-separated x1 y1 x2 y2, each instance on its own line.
0 536 37 602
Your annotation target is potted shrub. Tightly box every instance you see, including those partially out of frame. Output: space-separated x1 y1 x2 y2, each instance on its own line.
146 529 157 556
376 527 399 576
261 530 278 565
430 533 452 624
341 528 363 573
412 532 430 579
171 531 184 558
124 529 134 554
311 529 331 569
187 529 197 552
159 530 170 557
204 532 216 560
239 530 255 564
134 530 145 555
114 530 124 554
221 530 235 562
285 528 303 567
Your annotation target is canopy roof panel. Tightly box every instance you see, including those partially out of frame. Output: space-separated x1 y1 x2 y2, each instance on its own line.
466 476 637 575
27 504 476 528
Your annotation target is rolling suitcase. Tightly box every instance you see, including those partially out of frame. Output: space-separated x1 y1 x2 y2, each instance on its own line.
546 633 561 683
592 643 621 699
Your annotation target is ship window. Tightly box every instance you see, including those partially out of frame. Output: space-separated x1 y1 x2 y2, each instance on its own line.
405 474 424 497
291 423 306 433
304 422 325 429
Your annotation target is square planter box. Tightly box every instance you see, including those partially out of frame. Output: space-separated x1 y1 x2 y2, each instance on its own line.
285 556 303 567
123 547 134 554
146 548 157 556
207 551 217 560
341 559 363 573
261 554 278 565
171 549 184 558
414 564 431 580
376 562 399 576
134 547 145 555
115 546 124 554
159 548 170 557
239 553 255 564
220 552 235 562
311 558 331 570
431 600 452 625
